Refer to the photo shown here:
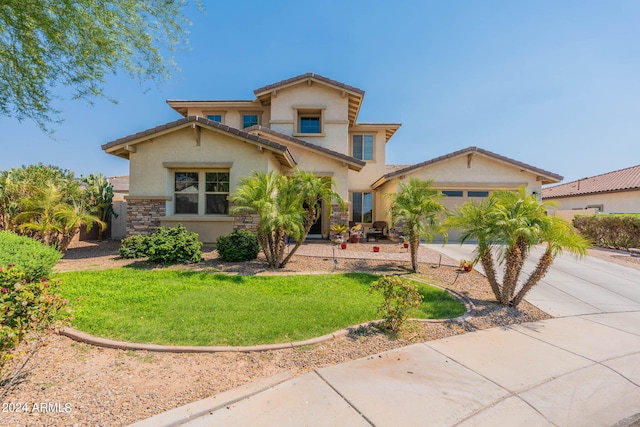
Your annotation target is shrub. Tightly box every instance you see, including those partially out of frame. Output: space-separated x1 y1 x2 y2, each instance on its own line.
0 265 69 372
147 224 203 265
0 231 61 281
573 214 640 249
369 275 423 332
119 234 152 259
216 230 260 262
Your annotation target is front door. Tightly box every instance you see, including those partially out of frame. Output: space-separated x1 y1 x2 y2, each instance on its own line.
309 211 322 236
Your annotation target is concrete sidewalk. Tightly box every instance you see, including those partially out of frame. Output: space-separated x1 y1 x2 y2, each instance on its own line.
130 246 640 426
131 311 640 427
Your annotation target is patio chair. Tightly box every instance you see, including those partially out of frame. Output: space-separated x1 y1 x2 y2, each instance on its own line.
366 221 388 242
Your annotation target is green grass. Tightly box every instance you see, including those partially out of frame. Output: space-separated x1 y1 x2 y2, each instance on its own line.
57 270 465 346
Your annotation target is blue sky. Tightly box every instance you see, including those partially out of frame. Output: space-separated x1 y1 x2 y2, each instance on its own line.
2 1 639 184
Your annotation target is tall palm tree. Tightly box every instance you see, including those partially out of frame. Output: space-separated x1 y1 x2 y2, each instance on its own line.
389 178 446 273
448 187 589 307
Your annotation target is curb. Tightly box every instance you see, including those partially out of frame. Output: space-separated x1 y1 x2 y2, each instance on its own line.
127 371 294 427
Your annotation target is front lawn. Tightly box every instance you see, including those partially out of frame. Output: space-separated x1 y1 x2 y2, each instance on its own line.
57 270 465 346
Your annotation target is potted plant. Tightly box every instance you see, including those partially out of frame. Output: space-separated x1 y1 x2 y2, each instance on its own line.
459 259 473 272
402 236 409 248
349 223 363 243
373 246 380 252
331 223 348 243
341 243 347 249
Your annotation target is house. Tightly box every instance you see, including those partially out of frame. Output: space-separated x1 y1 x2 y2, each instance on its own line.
102 73 562 243
543 164 640 214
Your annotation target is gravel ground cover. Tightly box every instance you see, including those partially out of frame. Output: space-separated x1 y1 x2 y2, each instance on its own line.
2 239 558 426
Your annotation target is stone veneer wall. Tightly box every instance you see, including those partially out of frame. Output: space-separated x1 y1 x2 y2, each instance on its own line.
126 199 166 236
329 202 349 240
231 203 259 233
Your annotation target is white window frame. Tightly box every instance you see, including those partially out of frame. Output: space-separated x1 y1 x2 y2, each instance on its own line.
173 170 230 216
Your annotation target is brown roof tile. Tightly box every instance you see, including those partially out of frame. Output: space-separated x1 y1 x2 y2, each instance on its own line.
244 126 366 169
377 146 563 186
253 73 364 96
543 164 640 199
101 116 289 153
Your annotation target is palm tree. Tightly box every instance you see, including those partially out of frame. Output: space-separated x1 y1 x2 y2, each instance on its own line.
230 171 305 268
82 173 116 241
16 182 105 251
389 178 446 273
280 170 345 266
448 187 589 307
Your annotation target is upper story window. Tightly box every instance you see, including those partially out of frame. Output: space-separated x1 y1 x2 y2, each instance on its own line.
174 171 229 215
352 135 374 161
242 114 259 128
207 115 222 123
299 116 321 133
294 107 324 136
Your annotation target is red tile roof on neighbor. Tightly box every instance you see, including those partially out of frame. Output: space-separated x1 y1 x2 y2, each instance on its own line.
543 164 640 199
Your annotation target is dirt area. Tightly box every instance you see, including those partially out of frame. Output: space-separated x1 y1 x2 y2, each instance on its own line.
3 240 551 426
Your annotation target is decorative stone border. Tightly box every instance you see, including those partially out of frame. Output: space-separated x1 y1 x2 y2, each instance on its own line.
57 274 474 353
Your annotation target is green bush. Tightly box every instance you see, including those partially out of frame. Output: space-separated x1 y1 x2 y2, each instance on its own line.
1 265 69 372
0 231 61 281
573 215 640 249
216 230 260 262
147 224 203 265
369 275 423 332
119 234 152 259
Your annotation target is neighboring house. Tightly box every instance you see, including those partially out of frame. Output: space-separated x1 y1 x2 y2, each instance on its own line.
102 73 562 242
543 164 640 214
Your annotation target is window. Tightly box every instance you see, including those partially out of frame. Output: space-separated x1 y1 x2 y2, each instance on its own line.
206 115 222 123
442 190 463 197
175 172 199 214
242 114 259 128
174 171 230 215
352 135 374 161
299 116 321 133
468 191 489 198
352 192 373 223
205 172 230 214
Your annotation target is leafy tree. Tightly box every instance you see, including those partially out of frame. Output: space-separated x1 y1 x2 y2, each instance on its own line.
0 1 196 131
389 178 446 273
82 173 116 241
448 187 590 307
231 170 344 268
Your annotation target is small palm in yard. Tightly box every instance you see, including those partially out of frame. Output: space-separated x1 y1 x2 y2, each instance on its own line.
389 178 446 273
448 187 589 307
231 170 344 268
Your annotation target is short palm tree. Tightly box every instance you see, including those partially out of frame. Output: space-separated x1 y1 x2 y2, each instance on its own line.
389 178 446 273
230 171 305 268
448 187 589 307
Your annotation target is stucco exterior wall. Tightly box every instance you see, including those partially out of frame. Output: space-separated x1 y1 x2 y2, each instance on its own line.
126 126 280 242
546 190 640 214
268 84 350 154
286 145 350 200
185 105 268 130
348 128 387 190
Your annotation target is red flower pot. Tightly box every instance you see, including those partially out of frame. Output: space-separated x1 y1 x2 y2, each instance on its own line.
341 243 347 249
403 243 409 248
373 246 380 252
464 265 472 272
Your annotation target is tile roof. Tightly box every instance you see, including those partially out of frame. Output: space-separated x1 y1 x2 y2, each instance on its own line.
385 164 413 174
253 73 364 96
101 116 288 153
382 146 562 182
543 164 640 199
244 126 366 170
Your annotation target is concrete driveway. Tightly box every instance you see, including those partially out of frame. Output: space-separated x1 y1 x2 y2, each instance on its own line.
130 246 640 427
424 244 640 317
